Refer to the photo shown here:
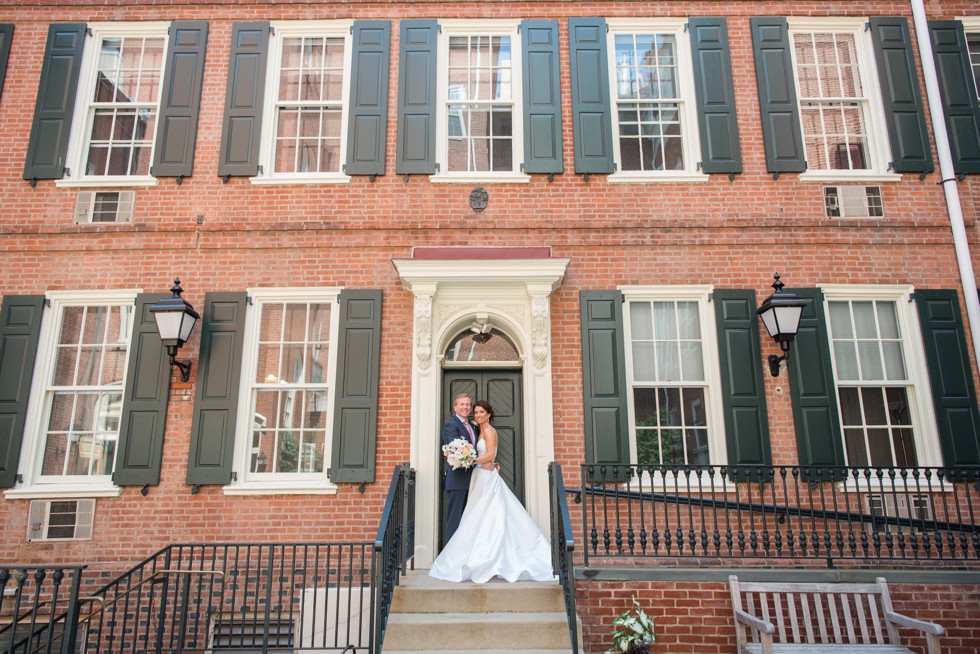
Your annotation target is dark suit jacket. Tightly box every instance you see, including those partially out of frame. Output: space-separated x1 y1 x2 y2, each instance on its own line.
441 415 479 491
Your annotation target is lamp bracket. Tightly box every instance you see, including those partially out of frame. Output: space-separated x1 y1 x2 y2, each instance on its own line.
170 356 193 383
768 353 787 377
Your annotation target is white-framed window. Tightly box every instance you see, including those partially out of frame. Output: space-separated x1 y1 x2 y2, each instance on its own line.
27 499 96 541
821 285 941 468
788 18 895 182
434 20 527 183
229 289 340 493
964 18 980 100
253 21 353 185
606 19 706 183
622 286 726 467
59 23 169 187
7 290 138 498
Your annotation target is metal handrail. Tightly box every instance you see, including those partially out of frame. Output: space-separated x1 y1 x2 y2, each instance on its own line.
372 463 415 654
80 569 223 622
548 462 578 654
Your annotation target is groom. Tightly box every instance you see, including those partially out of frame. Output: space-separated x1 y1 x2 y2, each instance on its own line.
441 392 479 545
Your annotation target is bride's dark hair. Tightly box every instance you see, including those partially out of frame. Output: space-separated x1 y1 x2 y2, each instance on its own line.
475 400 494 421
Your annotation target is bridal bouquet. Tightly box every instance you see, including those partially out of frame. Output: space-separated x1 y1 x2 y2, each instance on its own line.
442 438 477 470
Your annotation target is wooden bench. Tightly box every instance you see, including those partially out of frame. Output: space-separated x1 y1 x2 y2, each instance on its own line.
728 575 943 654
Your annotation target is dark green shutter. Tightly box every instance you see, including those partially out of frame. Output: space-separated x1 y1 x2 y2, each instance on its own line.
329 290 382 484
151 21 209 179
568 18 614 175
916 289 980 466
395 20 438 175
0 296 44 488
786 288 845 469
186 293 247 486
113 294 171 487
750 17 806 174
929 21 980 175
870 17 934 174
23 23 86 182
0 24 14 101
345 21 390 177
689 18 743 175
520 20 563 175
217 22 270 179
580 291 630 469
714 290 771 469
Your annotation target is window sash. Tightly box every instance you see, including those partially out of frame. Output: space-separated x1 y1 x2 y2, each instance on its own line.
82 34 165 178
273 35 345 174
792 30 875 172
37 303 132 481
244 300 332 480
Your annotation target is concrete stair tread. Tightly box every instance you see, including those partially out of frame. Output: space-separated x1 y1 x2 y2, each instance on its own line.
388 611 568 624
383 650 583 654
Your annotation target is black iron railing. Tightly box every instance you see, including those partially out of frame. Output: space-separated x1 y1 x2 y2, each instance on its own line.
0 565 85 654
548 462 578 654
3 466 415 654
580 464 980 567
373 463 416 654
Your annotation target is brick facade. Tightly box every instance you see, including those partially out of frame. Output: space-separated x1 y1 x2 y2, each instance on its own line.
1 1 979 652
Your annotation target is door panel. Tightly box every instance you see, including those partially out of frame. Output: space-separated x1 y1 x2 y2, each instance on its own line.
440 369 524 548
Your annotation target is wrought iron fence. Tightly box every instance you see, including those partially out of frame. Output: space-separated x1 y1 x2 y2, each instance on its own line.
547 462 578 654
2 465 416 654
579 464 980 567
0 565 85 654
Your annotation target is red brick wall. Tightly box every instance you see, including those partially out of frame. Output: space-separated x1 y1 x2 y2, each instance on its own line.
0 0 978 650
576 579 980 654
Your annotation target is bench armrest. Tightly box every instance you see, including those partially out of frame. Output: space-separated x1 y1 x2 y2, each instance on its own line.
734 608 776 635
885 611 945 636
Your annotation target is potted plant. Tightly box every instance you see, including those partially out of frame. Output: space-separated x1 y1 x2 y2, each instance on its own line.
607 594 657 653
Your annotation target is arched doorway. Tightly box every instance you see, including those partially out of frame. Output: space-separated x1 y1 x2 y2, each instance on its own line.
392 251 570 566
438 327 524 548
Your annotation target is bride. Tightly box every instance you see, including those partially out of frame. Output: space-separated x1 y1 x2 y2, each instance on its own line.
429 400 555 583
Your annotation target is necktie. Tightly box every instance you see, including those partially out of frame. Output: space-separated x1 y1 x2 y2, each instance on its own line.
461 418 475 445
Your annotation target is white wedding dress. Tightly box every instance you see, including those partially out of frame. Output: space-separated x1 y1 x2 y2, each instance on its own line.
429 439 556 583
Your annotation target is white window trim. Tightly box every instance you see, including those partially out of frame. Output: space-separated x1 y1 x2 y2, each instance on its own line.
56 23 168 189
819 284 943 470
788 17 900 183
225 287 342 494
431 19 530 184
620 285 730 488
605 18 708 184
5 289 140 500
251 21 354 186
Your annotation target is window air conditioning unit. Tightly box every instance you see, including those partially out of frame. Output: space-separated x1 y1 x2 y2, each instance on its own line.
74 191 135 223
865 493 932 533
27 499 96 541
824 186 883 218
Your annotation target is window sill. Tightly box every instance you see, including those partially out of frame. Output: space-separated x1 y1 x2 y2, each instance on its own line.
429 173 530 184
798 171 901 183
223 480 339 496
55 177 159 189
607 172 710 184
4 484 121 500
250 174 351 186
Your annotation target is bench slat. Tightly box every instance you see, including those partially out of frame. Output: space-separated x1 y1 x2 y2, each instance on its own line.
742 645 914 654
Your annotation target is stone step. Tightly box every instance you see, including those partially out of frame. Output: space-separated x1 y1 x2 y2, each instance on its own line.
384 650 584 654
391 574 565 614
383 611 572 651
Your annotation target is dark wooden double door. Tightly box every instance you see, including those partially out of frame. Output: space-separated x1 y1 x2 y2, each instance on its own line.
439 369 524 546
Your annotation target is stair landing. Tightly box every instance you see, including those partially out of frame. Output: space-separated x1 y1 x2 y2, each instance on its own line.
383 570 582 654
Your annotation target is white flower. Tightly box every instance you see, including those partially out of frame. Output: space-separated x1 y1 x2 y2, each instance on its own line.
442 438 477 470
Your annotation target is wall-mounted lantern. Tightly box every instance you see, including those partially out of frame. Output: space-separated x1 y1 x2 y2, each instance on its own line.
756 273 810 377
149 278 200 382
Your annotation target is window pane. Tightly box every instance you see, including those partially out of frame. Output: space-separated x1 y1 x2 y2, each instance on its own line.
679 342 704 382
655 342 680 381
860 387 887 425
630 302 653 339
834 341 859 381
857 341 884 379
631 341 656 382
838 387 861 425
